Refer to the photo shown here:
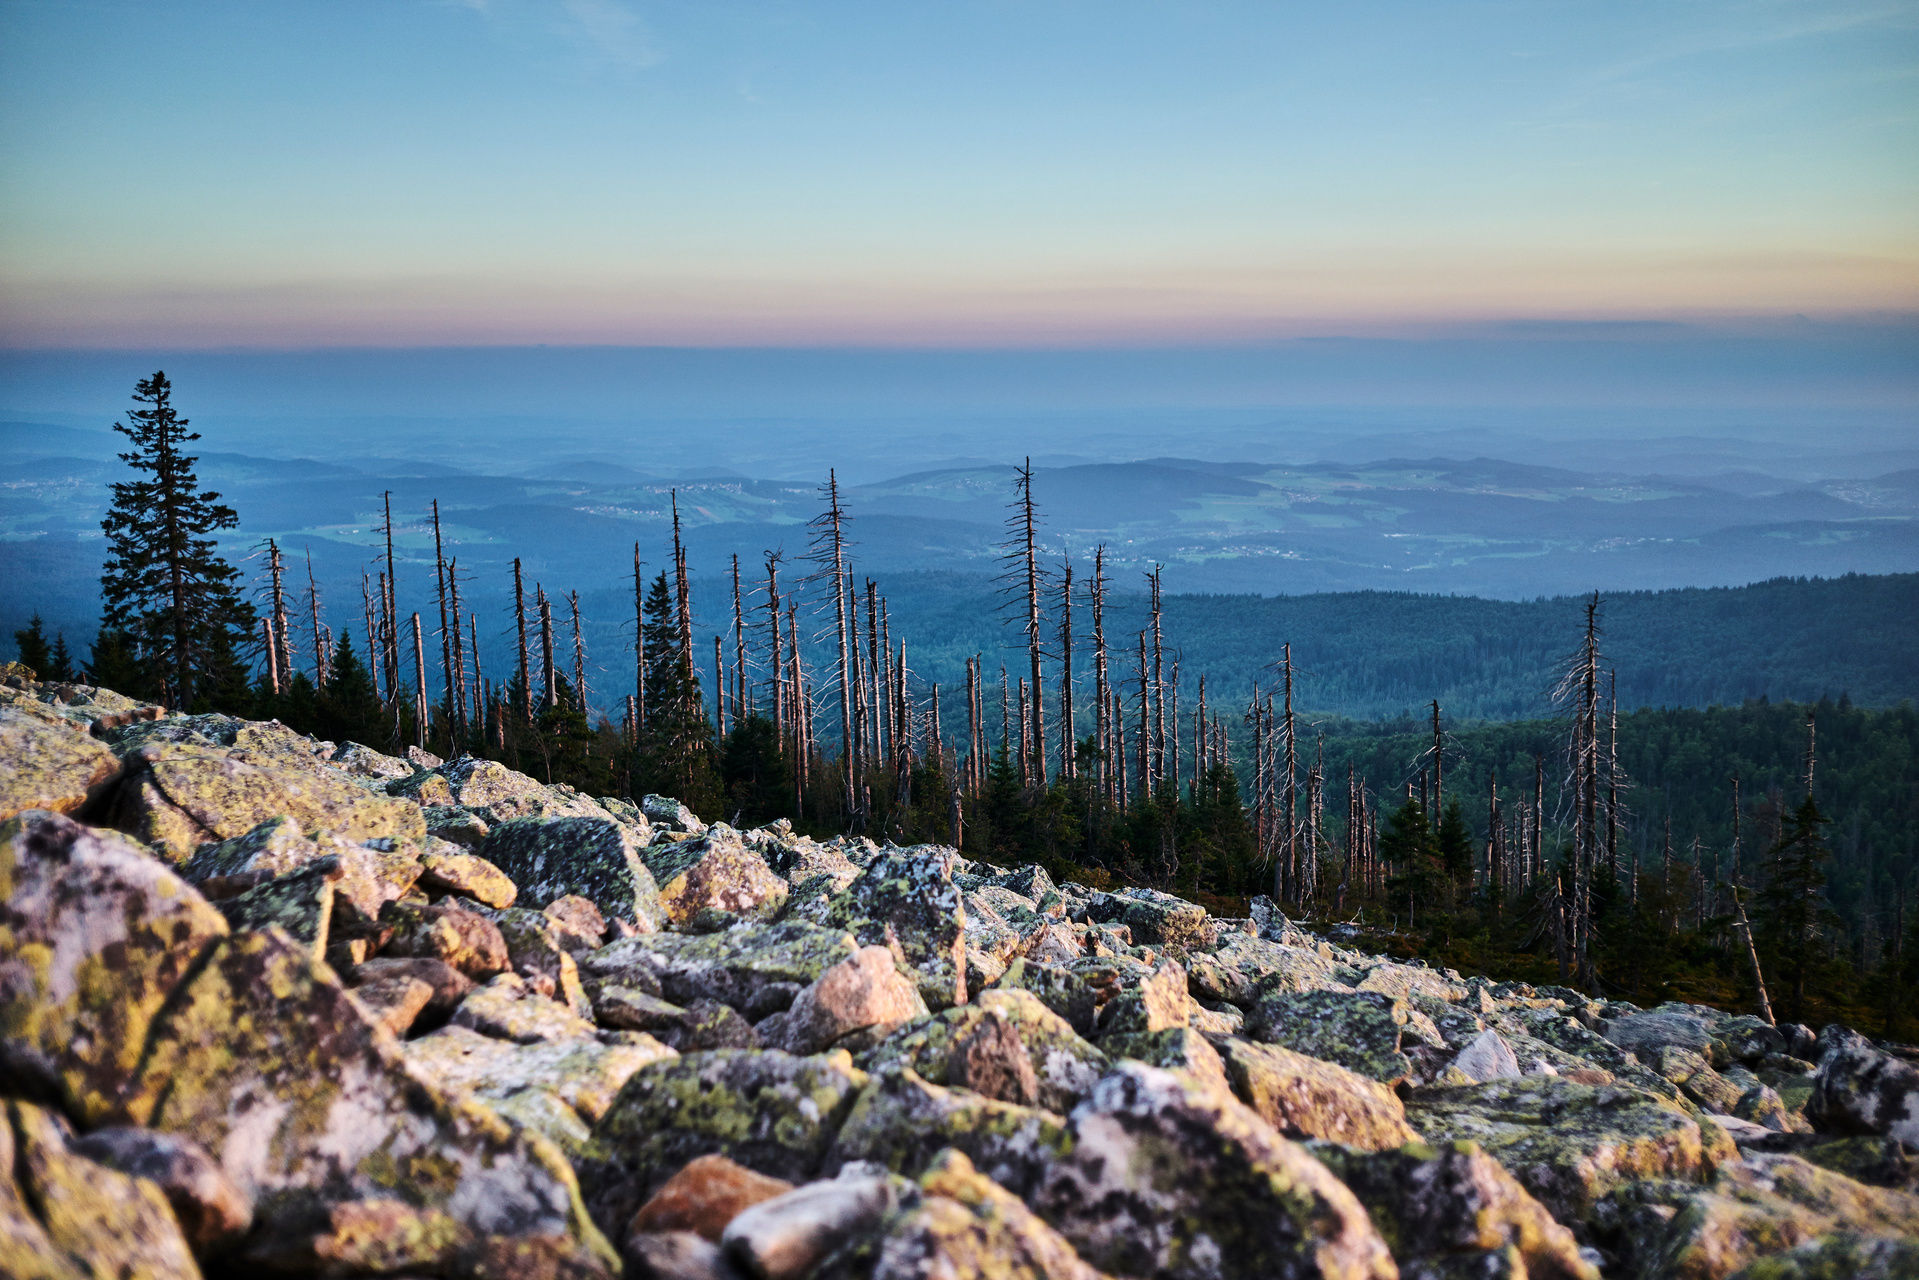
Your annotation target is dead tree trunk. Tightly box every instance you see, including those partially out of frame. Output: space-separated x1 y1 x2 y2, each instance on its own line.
1091 546 1110 804
268 539 291 693
538 586 555 712
382 490 400 700
448 558 467 744
432 501 454 726
411 612 428 747
1149 567 1165 788
513 558 531 727
305 548 327 683
569 589 586 714
764 552 784 745
1006 460 1048 787
732 553 747 721
1057 556 1075 779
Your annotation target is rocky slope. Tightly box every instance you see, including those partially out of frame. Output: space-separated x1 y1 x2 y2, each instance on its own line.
2 668 1916 1279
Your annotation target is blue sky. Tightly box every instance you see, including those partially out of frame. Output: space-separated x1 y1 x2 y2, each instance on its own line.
2 0 1916 347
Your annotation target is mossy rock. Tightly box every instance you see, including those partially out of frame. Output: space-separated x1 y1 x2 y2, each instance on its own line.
829 1066 1074 1191
1 1098 200 1280
1186 934 1342 1006
583 918 860 1011
1729 1234 1919 1279
0 809 230 1126
1246 988 1415 1084
404 1023 674 1157
1407 1075 1735 1226
639 824 789 925
480 814 664 928
993 958 1102 1036
108 740 426 862
1604 1151 1919 1280
119 928 615 1276
0 705 121 824
1213 1036 1419 1151
586 1047 869 1232
1030 1062 1395 1280
850 1148 1110 1280
858 988 1108 1115
1313 1138 1597 1280
215 855 339 961
824 850 969 1009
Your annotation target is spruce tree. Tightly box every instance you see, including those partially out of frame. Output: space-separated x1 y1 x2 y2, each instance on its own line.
1757 794 1839 1022
99 371 255 708
11 614 51 674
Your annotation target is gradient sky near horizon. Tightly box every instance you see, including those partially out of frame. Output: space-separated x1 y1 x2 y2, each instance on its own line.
2 0 1917 349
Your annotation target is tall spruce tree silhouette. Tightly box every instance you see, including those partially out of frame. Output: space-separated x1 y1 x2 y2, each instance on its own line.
99 370 254 708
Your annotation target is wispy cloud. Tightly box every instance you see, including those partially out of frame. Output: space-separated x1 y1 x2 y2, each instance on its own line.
437 0 662 71
557 0 661 71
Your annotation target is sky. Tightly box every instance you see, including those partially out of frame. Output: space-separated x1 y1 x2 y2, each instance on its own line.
2 0 1917 349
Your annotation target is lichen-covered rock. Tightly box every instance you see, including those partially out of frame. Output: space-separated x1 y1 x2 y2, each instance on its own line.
1101 1026 1232 1096
382 897 512 978
765 945 929 1056
1030 1062 1395 1280
351 969 437 1036
406 1022 673 1156
1606 1007 1718 1061
117 928 617 1276
348 954 473 1022
0 1099 201 1280
1213 1036 1419 1151
419 848 519 908
482 814 665 928
859 988 1109 1115
546 893 609 953
488 906 591 1013
1083 886 1211 950
1604 1151 1919 1280
659 997 767 1053
330 740 415 784
1247 989 1416 1084
829 1066 1073 1191
642 824 791 925
1098 959 1194 1037
1408 1075 1734 1224
108 740 425 861
824 849 968 1009
66 1124 253 1252
0 705 121 822
215 853 339 960
1797 1135 1919 1192
583 919 861 1012
588 1048 870 1231
1808 1025 1919 1144
1314 1138 1597 1280
990 957 1101 1035
394 756 605 826
454 973 601 1043
1186 933 1343 1006
854 1148 1112 1280
0 809 230 1125
1729 1235 1919 1279
1450 1028 1523 1083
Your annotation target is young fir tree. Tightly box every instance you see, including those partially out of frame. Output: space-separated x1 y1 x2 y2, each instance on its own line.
99 371 255 708
1757 794 1840 1023
1436 797 1476 900
1381 798 1445 929
11 615 51 674
635 571 717 812
314 631 386 747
